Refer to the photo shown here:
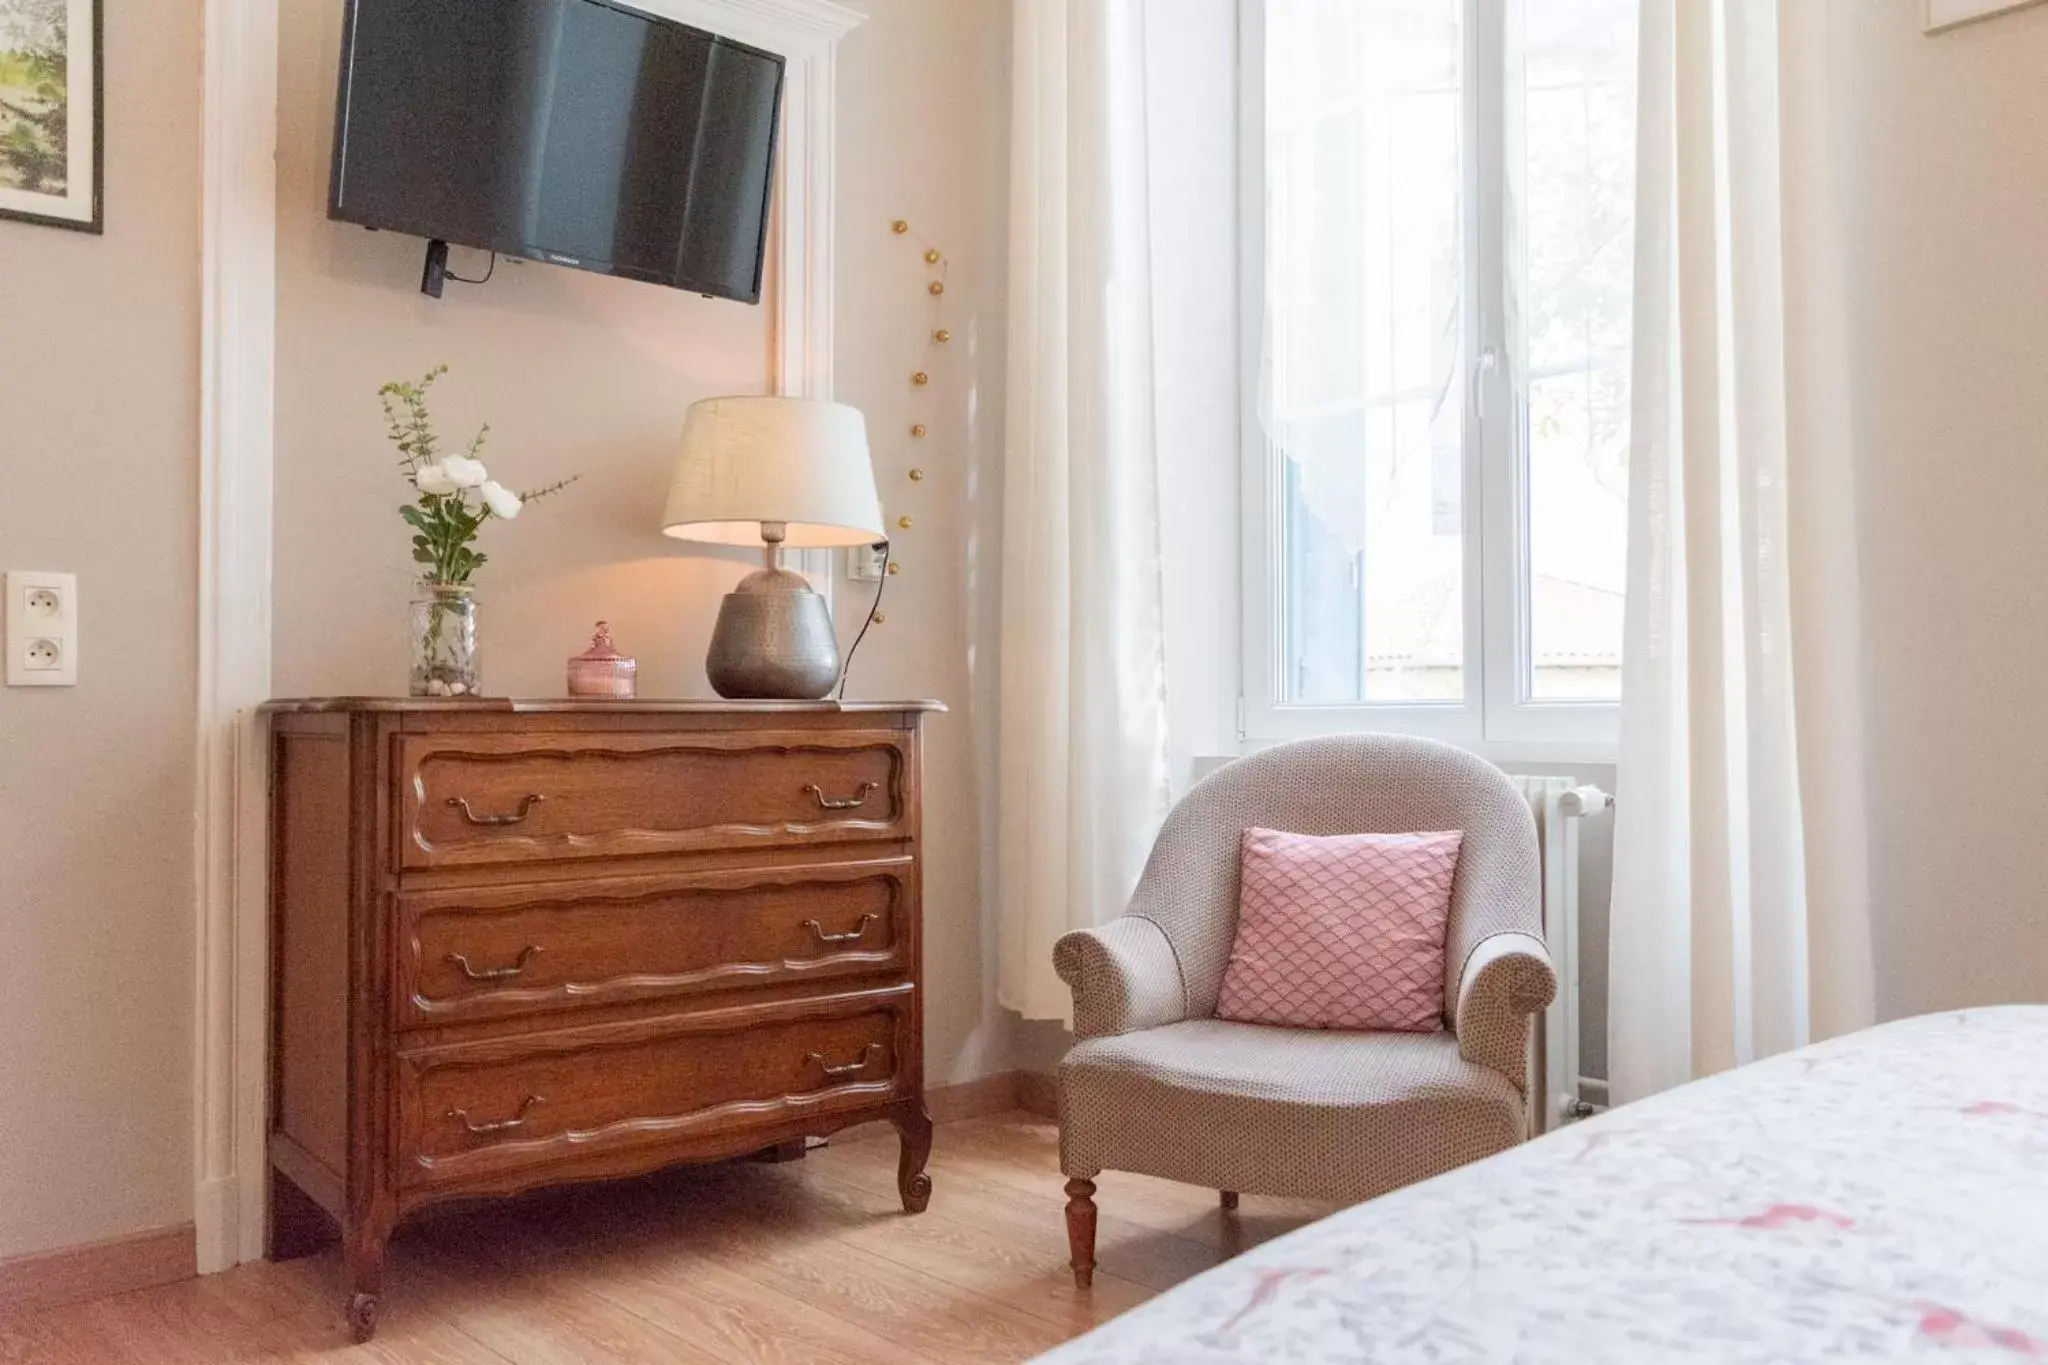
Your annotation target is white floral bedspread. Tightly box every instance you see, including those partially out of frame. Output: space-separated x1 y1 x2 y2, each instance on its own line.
1034 1008 2048 1364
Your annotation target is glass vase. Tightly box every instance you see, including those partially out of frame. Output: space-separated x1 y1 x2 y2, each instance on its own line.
409 581 479 697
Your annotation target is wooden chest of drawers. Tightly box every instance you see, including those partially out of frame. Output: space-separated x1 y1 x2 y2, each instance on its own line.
262 699 940 1342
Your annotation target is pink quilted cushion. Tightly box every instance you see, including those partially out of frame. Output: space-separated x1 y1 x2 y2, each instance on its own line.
1215 827 1464 1032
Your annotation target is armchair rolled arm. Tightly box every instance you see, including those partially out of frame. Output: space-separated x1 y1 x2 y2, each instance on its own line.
1053 917 1188 1040
1453 930 1558 1089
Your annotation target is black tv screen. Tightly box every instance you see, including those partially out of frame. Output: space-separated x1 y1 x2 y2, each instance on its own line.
329 0 783 303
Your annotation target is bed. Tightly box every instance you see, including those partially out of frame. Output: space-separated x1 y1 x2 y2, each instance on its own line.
1032 1007 2048 1363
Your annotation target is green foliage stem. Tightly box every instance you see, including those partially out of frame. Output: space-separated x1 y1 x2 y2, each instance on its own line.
378 366 577 588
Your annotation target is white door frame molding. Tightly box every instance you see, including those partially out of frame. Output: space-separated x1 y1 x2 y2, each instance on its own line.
192 0 864 1273
194 0 278 1277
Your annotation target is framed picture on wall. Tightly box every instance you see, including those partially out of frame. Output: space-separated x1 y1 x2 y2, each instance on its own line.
1925 0 2048 31
0 0 101 233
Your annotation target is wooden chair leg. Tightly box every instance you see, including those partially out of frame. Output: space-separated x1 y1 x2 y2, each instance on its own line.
1065 1177 1098 1289
1220 1190 1239 1211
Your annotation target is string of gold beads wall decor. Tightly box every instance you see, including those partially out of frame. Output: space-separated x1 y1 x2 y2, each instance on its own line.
871 217 955 626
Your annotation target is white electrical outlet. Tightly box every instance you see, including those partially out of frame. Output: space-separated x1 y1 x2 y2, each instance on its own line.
845 543 887 583
6 571 78 687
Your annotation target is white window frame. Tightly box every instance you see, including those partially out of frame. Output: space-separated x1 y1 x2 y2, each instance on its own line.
1238 0 1621 766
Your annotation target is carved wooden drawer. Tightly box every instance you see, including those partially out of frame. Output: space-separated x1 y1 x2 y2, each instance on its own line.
266 699 938 1343
394 985 913 1190
398 729 910 869
396 859 914 1029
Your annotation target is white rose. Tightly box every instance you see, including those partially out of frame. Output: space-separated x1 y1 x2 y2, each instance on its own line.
480 480 523 520
414 462 458 496
441 455 489 489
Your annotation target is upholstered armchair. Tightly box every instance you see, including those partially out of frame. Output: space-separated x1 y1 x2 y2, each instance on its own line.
1053 735 1556 1288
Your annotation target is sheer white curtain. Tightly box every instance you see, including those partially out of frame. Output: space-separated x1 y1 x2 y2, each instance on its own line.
1608 0 1875 1104
996 0 1172 1023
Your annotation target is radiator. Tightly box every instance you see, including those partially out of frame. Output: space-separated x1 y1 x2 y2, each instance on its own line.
1511 776 1612 1134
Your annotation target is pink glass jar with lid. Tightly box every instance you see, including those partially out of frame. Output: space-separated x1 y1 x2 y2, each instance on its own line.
566 621 638 699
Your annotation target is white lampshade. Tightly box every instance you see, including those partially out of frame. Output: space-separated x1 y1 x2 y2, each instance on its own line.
661 396 884 548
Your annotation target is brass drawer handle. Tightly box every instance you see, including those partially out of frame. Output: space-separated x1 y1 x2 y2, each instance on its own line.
802 913 879 946
805 781 878 812
446 793 545 827
806 1043 884 1081
449 1095 542 1136
445 945 542 982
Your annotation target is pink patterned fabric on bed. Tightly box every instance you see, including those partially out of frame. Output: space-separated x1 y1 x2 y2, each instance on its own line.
1033 1008 2048 1364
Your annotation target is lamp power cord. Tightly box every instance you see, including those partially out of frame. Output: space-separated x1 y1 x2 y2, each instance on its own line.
836 539 889 700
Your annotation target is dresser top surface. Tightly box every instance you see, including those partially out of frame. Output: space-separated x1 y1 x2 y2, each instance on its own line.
260 697 946 716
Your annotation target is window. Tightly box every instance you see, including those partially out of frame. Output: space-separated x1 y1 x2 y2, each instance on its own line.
1241 0 1637 757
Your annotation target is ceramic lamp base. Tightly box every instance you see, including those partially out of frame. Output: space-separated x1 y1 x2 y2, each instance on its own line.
705 567 841 700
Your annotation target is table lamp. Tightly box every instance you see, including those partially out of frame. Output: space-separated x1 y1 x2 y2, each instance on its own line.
662 397 884 699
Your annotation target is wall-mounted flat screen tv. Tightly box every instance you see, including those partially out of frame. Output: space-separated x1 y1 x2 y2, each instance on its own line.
329 0 784 303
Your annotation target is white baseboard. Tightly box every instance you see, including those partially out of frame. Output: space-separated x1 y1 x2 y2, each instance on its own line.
192 1174 241 1276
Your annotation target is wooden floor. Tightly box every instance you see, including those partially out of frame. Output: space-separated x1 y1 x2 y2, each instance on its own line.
0 1113 1337 1365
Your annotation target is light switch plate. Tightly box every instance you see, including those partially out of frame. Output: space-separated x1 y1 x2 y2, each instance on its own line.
6 571 78 687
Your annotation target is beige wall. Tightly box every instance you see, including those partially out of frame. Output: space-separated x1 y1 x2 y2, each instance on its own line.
272 1 773 701
1835 1 2048 1017
273 0 1016 1084
0 0 203 1259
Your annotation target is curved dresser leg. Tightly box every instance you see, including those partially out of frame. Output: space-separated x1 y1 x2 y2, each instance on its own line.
1065 1178 1098 1289
346 1292 380 1345
342 1215 393 1344
890 1100 934 1213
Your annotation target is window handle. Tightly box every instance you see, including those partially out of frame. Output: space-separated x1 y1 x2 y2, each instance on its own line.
1471 346 1499 419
